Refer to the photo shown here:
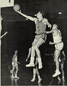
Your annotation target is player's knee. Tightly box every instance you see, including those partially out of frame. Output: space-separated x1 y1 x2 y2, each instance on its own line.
34 46 40 53
31 46 35 51
34 46 38 51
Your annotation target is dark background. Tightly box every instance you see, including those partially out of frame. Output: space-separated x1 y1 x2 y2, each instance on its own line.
1 0 67 85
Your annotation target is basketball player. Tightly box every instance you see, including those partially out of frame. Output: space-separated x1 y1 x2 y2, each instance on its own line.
10 50 20 79
46 24 64 77
14 7 51 69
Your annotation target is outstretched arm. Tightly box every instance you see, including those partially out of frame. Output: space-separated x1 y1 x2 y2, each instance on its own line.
15 10 36 22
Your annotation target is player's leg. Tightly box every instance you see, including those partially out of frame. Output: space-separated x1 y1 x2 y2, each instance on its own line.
26 47 31 62
26 38 38 67
14 65 19 79
31 68 37 82
52 50 61 77
53 43 64 77
10 66 15 78
34 38 45 69
36 68 42 83
61 62 65 81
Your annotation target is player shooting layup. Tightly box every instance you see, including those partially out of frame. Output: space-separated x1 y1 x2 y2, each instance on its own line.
13 4 51 69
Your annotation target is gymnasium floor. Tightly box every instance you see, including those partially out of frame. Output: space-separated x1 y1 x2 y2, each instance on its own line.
1 49 67 86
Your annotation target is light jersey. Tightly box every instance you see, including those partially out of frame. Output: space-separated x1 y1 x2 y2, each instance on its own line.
53 29 62 43
35 19 46 34
12 55 18 66
12 55 18 63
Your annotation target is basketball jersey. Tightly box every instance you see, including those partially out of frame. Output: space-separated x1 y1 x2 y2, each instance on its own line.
35 19 46 34
12 55 17 62
53 30 62 43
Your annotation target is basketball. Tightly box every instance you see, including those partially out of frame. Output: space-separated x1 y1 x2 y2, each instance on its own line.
13 4 20 11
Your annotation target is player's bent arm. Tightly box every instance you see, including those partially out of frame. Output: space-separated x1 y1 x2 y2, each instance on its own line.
16 11 36 22
43 18 52 28
47 22 52 28
46 30 53 34
49 41 55 45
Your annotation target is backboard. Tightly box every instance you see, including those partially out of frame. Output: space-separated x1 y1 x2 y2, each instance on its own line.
0 0 14 8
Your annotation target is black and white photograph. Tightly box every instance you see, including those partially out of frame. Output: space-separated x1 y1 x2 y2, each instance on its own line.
0 0 67 86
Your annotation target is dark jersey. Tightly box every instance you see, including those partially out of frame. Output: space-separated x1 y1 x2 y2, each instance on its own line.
35 20 46 34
